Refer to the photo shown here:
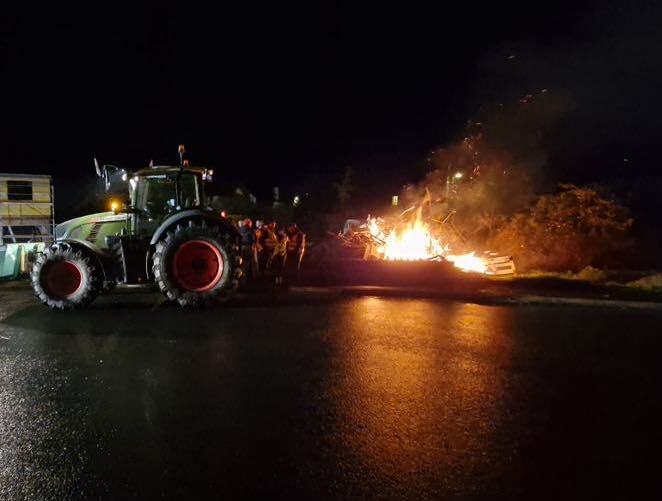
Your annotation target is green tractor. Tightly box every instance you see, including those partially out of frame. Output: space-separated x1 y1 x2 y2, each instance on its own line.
32 146 242 309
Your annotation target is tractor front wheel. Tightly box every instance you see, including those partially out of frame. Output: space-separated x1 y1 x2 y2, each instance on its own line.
32 243 103 310
152 221 242 307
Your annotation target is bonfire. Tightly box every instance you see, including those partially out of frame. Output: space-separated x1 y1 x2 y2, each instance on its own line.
363 206 512 275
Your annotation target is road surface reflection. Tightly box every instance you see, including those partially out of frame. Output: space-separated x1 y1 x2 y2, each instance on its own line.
3 291 662 499
321 297 514 495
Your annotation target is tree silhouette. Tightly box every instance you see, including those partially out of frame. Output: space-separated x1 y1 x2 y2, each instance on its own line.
333 166 355 210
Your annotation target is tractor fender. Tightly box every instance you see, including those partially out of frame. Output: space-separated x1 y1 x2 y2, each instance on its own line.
149 210 239 246
56 238 111 281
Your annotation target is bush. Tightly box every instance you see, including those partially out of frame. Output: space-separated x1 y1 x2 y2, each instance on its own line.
572 266 609 282
626 273 662 291
489 185 633 272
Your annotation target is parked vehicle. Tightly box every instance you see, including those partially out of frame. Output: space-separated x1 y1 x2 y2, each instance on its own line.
32 146 242 309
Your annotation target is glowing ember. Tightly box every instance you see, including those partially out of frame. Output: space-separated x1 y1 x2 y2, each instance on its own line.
366 210 491 274
446 252 488 274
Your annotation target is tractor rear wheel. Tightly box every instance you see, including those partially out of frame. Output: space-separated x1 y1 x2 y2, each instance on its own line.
32 243 103 310
152 221 242 307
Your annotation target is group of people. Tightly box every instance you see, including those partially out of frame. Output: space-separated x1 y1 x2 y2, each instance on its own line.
237 219 306 285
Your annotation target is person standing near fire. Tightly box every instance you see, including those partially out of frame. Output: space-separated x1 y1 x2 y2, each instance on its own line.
258 221 277 277
238 218 258 279
285 223 306 278
267 226 289 285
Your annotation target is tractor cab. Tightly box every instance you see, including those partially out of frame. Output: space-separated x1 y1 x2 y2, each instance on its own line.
128 166 212 237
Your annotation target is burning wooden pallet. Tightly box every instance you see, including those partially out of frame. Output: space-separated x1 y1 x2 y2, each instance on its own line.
481 252 516 276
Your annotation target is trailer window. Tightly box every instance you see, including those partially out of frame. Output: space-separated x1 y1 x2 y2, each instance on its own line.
6 180 33 201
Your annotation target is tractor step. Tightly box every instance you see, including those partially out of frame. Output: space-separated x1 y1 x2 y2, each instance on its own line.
107 236 149 284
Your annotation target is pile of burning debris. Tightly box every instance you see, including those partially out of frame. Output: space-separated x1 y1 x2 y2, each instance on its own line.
338 206 515 276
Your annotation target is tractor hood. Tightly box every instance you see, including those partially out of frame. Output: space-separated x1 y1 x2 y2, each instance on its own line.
56 212 112 238
56 212 128 249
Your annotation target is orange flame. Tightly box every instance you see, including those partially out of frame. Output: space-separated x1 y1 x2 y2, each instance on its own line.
445 252 488 274
367 210 489 274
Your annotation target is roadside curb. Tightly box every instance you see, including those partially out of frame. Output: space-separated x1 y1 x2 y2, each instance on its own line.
289 286 662 310
496 295 662 310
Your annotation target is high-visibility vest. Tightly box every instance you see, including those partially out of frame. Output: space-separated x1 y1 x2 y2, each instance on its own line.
263 230 277 249
273 235 288 256
287 233 299 252
287 231 305 253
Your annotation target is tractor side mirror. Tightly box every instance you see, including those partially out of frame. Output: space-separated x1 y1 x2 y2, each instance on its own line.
95 161 129 194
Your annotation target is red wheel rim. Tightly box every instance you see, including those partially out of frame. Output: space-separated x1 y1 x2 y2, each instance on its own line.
172 240 224 292
45 260 83 299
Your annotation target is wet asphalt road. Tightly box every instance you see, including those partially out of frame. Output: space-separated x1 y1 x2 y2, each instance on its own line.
1 286 662 500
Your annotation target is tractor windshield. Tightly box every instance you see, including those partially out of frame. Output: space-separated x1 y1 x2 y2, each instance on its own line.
133 172 200 220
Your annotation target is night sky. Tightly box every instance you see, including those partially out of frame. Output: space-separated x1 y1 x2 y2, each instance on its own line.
2 1 661 217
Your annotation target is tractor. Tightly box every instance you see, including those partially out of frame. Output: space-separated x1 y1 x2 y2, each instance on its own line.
31 146 242 309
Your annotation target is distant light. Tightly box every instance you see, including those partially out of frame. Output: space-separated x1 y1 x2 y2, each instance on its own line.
392 195 399 206
110 200 120 213
454 172 463 179
220 211 227 218
293 195 300 207
121 171 128 181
